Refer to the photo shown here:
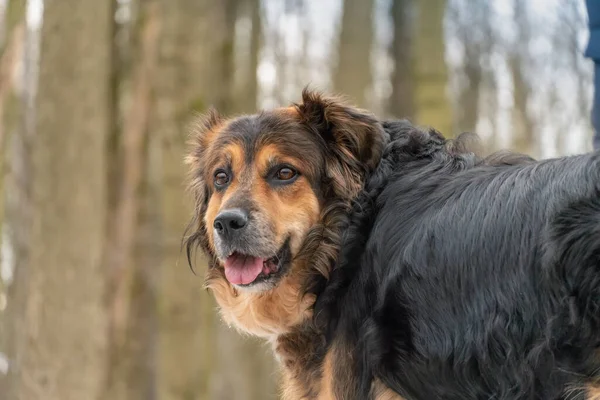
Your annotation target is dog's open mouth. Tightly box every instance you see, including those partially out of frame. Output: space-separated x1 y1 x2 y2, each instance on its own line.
223 240 290 287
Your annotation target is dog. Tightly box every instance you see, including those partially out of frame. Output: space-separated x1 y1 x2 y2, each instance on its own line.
184 89 600 399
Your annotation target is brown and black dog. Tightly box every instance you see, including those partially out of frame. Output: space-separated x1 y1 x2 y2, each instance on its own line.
185 89 600 399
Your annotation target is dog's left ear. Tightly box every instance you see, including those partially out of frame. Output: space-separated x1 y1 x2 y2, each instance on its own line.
184 108 223 264
295 88 385 199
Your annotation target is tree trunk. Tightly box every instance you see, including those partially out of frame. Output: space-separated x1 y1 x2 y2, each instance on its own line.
0 0 26 395
153 1 276 398
104 1 161 399
153 1 226 399
333 0 374 108
388 0 414 119
510 0 535 155
209 2 277 397
454 1 489 135
12 1 114 399
0 0 25 158
234 0 261 113
413 0 453 136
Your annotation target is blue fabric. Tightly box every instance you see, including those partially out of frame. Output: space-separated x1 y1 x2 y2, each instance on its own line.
586 1 600 149
592 63 600 150
585 0 600 60
586 31 600 60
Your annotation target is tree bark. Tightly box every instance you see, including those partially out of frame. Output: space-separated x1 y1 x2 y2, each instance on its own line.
0 0 26 395
510 0 535 155
388 0 414 119
333 0 374 108
153 1 276 398
104 1 161 399
235 0 261 113
11 1 113 399
210 2 277 395
153 1 226 399
454 1 489 134
413 0 453 136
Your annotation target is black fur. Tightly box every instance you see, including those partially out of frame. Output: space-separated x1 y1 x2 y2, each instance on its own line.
317 120 600 399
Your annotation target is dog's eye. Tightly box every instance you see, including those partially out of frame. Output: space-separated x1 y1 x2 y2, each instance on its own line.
276 167 297 181
214 171 230 187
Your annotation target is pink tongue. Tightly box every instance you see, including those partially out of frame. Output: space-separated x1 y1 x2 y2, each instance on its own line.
224 254 265 285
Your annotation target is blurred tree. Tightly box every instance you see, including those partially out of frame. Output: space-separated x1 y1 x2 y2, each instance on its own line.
552 0 590 153
454 1 484 134
0 0 25 174
334 0 374 108
0 0 26 394
209 1 277 399
234 0 261 113
152 2 221 398
152 1 275 399
509 0 535 154
11 1 114 399
414 0 453 136
388 0 415 119
478 3 498 151
104 1 161 399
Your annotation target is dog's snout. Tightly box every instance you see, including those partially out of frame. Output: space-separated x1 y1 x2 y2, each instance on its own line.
214 209 248 239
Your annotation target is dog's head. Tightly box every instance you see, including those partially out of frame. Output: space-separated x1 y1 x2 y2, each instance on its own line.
185 90 385 336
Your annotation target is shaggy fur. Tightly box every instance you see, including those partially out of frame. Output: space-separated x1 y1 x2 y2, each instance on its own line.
185 90 600 399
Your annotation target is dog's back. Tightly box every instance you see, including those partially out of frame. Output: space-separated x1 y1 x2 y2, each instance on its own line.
323 122 600 399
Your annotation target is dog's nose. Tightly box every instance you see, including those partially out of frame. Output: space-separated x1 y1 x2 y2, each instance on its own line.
214 209 248 239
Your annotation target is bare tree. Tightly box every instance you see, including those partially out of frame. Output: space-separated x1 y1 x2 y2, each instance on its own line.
150 1 274 399
388 0 415 119
333 0 375 108
413 0 453 136
0 0 26 394
152 2 225 397
11 1 114 399
104 1 161 399
453 1 485 134
0 0 25 156
509 0 535 155
210 2 278 399
235 0 261 113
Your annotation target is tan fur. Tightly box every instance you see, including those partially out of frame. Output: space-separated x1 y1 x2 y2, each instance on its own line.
280 369 311 400
276 349 403 400
203 140 321 337
277 349 333 400
588 385 600 400
252 146 321 255
318 352 335 399
278 106 301 118
206 267 315 337
372 381 405 400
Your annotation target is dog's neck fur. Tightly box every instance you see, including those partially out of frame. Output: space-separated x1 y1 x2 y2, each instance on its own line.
206 265 317 337
205 199 353 397
207 259 335 399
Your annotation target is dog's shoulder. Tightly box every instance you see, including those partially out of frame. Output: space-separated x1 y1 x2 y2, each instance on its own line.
318 130 600 398
356 147 600 399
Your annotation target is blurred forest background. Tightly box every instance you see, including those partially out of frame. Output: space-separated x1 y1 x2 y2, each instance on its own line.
0 0 594 399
